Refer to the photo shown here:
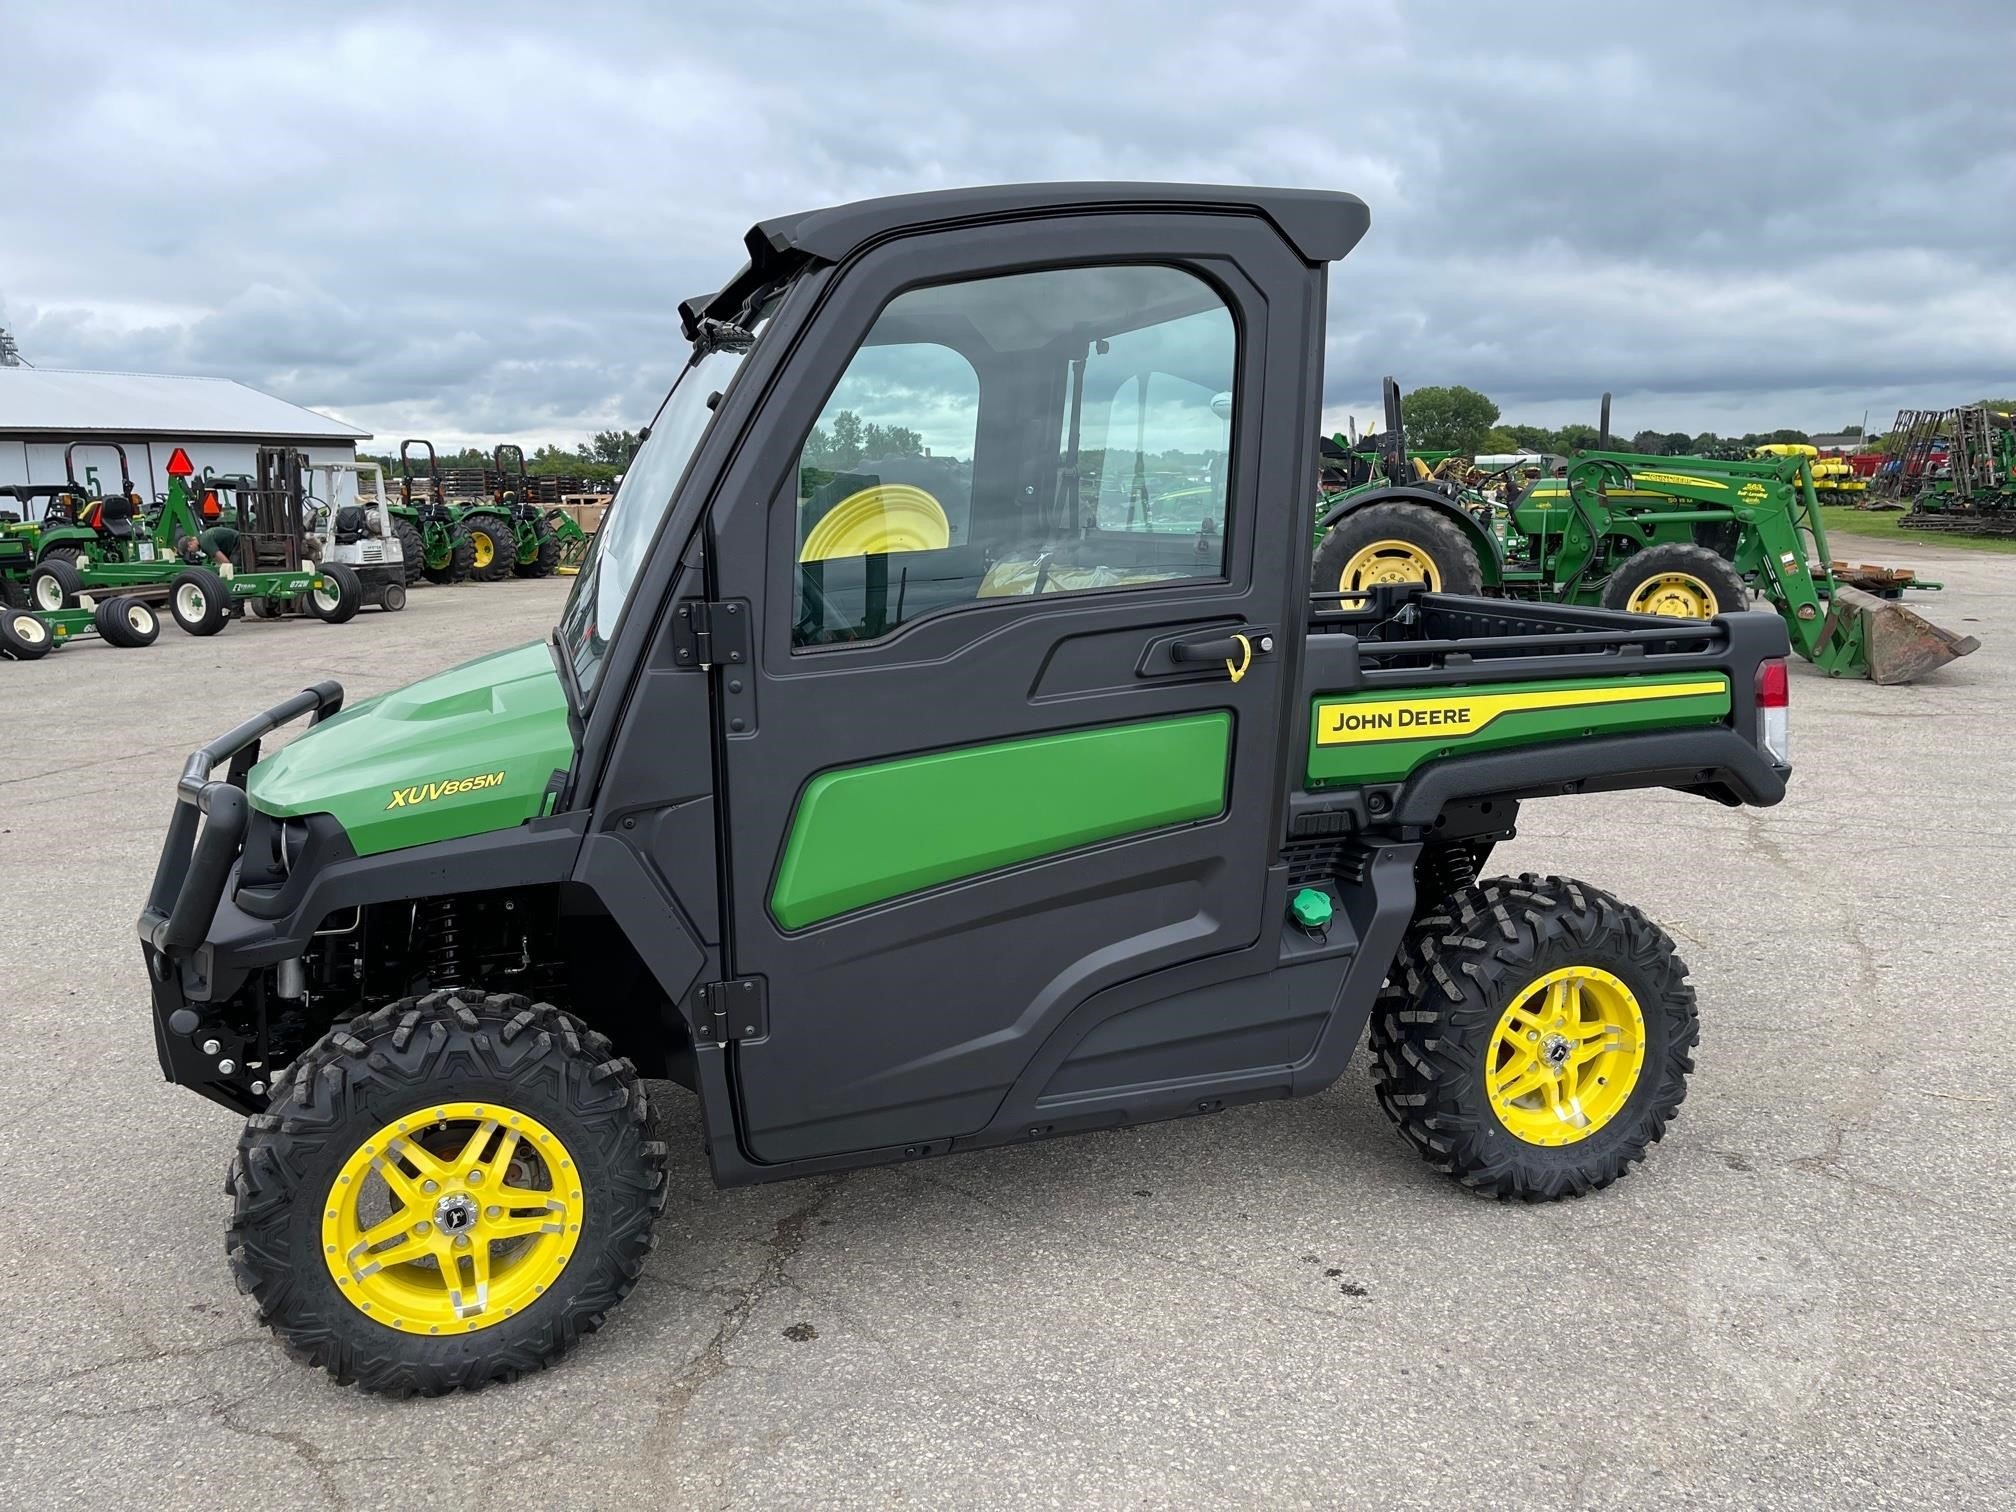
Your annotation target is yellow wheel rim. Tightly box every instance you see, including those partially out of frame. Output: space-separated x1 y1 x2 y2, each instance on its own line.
321 1101 584 1334
1486 967 1646 1146
1338 539 1441 592
1627 571 1719 618
471 532 495 570
800 484 950 563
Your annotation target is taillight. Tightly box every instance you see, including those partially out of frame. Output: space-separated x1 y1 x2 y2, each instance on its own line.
1756 658 1789 765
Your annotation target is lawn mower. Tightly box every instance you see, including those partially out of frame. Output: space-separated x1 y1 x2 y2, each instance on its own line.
143 182 1797 1395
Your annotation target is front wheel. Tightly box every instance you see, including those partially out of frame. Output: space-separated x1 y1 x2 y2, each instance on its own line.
308 562 363 623
29 557 85 611
1368 875 1697 1201
1600 542 1749 619
227 993 666 1395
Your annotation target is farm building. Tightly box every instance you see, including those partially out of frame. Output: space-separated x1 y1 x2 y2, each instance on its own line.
0 368 369 518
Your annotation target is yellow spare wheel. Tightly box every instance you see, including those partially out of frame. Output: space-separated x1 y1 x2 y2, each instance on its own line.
800 484 950 562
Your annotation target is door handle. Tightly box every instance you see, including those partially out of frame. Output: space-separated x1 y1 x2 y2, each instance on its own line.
1170 631 1275 683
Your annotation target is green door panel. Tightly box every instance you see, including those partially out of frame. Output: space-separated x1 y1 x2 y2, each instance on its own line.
770 711 1233 930
1307 674 1731 786
247 640 576 856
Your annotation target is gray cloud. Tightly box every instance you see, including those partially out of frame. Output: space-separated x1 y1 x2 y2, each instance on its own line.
2 0 2010 445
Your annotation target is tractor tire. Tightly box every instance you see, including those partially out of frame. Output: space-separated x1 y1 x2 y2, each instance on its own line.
28 557 85 612
0 607 53 661
0 575 23 610
513 518 562 579
1600 542 1749 619
423 528 478 586
1368 875 1697 1202
463 515 512 583
394 521 429 588
308 562 364 624
168 568 233 637
94 596 161 648
1313 501 1485 597
225 991 668 1397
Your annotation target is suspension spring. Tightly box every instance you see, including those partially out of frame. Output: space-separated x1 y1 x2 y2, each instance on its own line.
1423 843 1479 900
422 897 464 986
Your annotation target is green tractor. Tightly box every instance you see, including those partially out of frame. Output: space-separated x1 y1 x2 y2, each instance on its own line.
542 499 597 575
480 444 563 579
1314 384 1977 684
19 444 364 634
392 440 480 585
0 482 88 605
0 596 161 661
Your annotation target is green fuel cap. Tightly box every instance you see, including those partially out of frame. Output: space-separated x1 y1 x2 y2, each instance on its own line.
1290 887 1334 930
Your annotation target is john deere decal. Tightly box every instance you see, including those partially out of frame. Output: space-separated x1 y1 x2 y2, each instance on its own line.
1316 680 1725 745
386 771 507 809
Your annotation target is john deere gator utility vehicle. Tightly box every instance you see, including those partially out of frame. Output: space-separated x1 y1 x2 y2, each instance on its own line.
1315 386 1976 684
19 444 362 634
141 184 1795 1396
392 440 481 585
478 444 562 579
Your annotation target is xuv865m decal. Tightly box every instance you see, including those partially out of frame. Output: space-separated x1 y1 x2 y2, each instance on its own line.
1307 676 1730 786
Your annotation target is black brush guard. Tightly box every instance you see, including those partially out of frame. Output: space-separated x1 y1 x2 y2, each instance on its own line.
138 682 345 956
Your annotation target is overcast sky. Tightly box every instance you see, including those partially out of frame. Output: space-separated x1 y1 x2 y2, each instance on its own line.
2 0 2011 447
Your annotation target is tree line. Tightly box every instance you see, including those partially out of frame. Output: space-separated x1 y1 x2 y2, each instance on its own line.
1389 385 2016 459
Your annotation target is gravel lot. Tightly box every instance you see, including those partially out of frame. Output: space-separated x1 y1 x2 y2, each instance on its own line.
1 544 2007 1509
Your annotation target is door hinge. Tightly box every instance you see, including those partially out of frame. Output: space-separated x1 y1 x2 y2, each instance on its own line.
693 977 767 1044
672 598 751 671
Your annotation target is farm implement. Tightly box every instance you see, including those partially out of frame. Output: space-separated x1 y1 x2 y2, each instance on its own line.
1315 383 1977 684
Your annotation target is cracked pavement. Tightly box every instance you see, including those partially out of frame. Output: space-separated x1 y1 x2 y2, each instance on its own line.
0 544 2009 1508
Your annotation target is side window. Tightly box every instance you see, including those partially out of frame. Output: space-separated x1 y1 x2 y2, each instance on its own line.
792 265 1235 648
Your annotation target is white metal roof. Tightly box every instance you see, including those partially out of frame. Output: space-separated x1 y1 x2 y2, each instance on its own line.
0 368 370 440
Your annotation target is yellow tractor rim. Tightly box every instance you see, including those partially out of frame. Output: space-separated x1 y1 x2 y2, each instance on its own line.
1486 966 1646 1146
1339 539 1441 593
1627 571 1718 618
471 532 495 570
321 1101 585 1334
800 484 950 563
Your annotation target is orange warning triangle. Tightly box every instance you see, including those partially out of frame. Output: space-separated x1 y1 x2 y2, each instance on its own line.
165 447 195 477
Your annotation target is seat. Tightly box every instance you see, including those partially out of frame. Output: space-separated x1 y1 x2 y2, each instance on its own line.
94 494 138 540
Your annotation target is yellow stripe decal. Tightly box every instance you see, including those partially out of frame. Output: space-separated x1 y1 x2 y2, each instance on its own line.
1632 471 1728 489
1314 679 1728 746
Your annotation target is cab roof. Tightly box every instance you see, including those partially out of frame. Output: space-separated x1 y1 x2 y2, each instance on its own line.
685 182 1370 338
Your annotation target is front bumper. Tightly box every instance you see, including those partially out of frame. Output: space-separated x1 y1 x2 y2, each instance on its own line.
138 681 345 1112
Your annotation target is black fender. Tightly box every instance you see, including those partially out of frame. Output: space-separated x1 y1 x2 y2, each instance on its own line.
1315 484 1501 572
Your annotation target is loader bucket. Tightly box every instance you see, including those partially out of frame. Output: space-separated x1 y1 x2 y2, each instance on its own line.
1816 584 1980 684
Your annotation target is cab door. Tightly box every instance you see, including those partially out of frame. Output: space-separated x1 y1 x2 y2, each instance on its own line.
708 215 1320 1163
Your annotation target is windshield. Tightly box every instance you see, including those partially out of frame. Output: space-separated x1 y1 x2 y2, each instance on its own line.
557 323 767 704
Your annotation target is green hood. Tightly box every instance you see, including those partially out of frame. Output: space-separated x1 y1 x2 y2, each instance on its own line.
248 640 574 857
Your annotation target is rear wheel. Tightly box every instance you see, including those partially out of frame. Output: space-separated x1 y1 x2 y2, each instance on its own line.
0 608 53 661
308 562 363 623
380 580 408 612
94 596 160 648
1368 875 1697 1200
168 568 232 636
463 516 511 582
226 991 668 1396
1313 501 1485 598
1601 542 1749 619
394 521 428 587
29 557 85 611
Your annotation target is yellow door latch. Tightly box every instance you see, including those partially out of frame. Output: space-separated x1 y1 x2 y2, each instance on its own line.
1224 634 1253 683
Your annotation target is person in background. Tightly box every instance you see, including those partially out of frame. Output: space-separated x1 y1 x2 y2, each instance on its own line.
179 523 242 579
